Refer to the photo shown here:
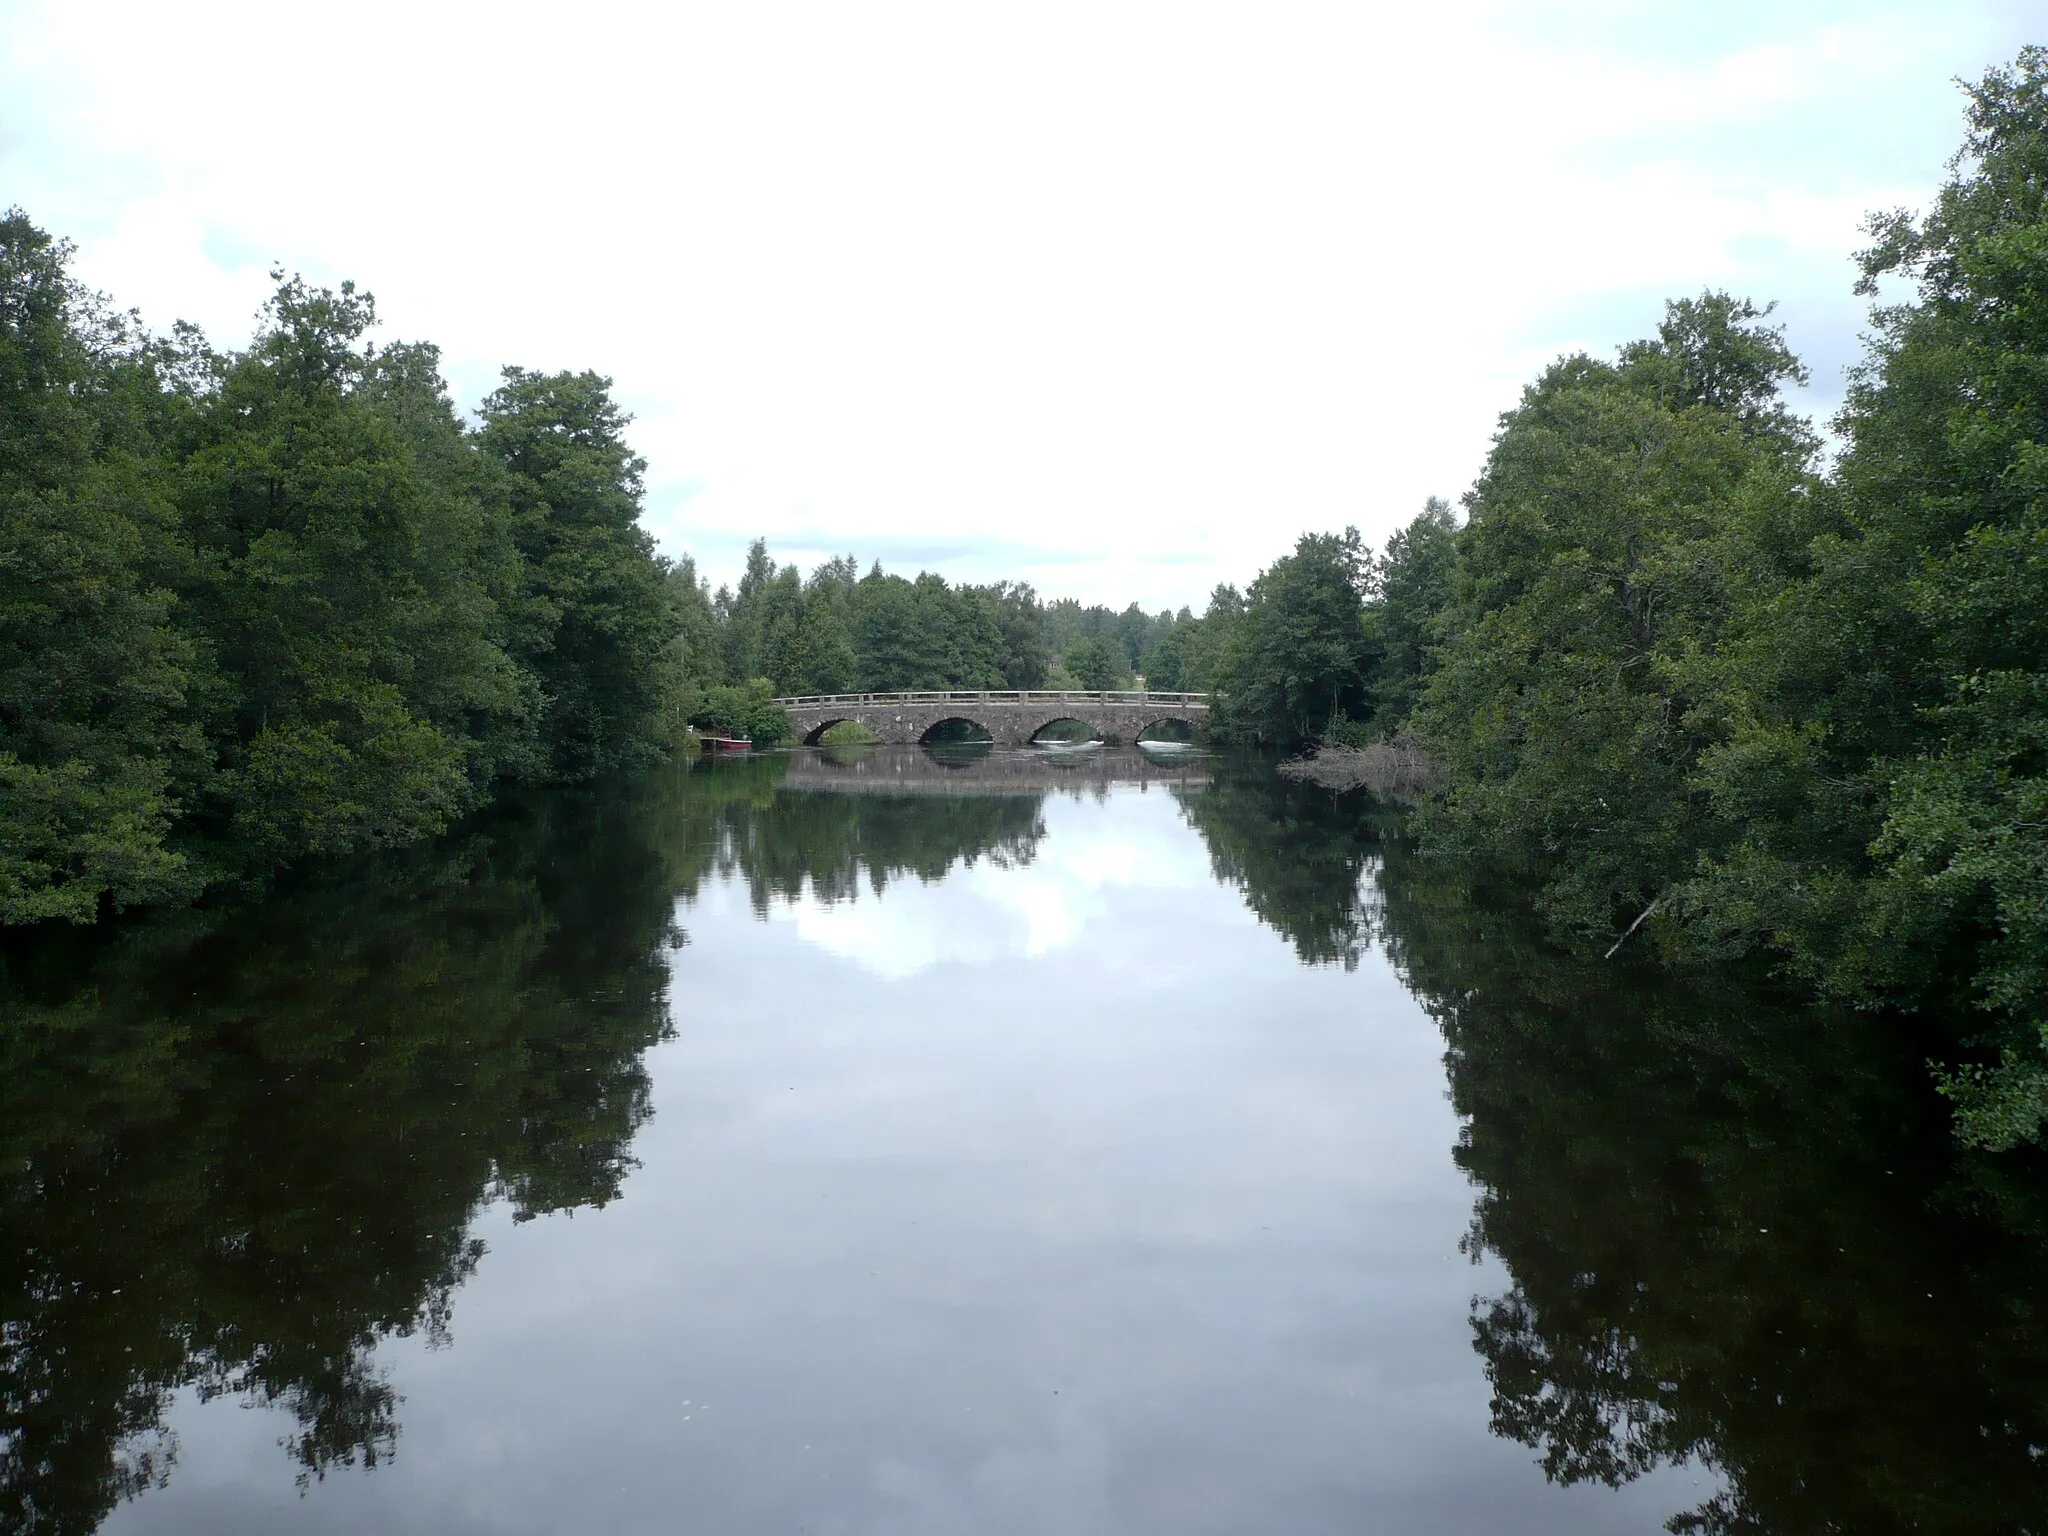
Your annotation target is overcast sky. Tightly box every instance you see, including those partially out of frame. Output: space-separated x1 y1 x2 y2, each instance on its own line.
2 2 2038 609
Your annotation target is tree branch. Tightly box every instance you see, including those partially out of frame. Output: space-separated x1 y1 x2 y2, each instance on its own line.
1604 896 1666 960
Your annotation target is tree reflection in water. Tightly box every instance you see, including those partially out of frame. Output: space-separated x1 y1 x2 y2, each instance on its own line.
0 770 691 1530
6 756 2048 1533
1171 760 1398 970
0 753 1055 1532
1390 853 2048 1535
1175 761 2048 1534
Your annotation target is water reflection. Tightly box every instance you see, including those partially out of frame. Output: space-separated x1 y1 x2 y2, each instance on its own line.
1 751 2044 1533
1171 762 1397 970
782 742 1210 796
0 751 1137 1528
1173 762 2048 1531
1374 846 2048 1534
0 781 686 1532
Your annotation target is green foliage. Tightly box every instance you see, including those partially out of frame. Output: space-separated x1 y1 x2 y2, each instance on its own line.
174 277 526 876
690 678 791 746
1063 635 1129 690
817 718 881 746
1145 587 1240 693
0 212 683 924
1320 714 1379 750
1210 530 1378 748
1044 597 1172 672
1399 50 2048 1146
848 567 1008 691
973 579 1050 687
706 545 1072 698
1819 51 2048 1142
1369 497 1460 721
0 213 206 920
478 366 679 779
643 539 1223 704
1413 296 1817 937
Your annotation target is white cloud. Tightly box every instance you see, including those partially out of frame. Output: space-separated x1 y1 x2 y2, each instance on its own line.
1 0 2032 606
766 788 1218 977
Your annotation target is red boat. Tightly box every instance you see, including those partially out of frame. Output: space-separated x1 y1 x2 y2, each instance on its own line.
700 733 752 752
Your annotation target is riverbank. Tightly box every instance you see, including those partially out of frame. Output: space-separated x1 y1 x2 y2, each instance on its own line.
1277 738 1444 802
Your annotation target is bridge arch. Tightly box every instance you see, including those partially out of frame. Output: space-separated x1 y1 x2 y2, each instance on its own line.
1028 717 1104 745
1136 717 1199 743
799 716 854 747
917 716 994 746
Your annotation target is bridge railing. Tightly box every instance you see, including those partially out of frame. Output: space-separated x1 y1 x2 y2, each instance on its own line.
771 690 1212 709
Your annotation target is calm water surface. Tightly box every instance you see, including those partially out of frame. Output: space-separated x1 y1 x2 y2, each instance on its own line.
5 748 2046 1534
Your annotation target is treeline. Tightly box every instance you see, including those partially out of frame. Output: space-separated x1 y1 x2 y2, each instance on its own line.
665 491 1452 746
0 198 1225 925
11 47 2047 1139
664 537 1229 708
1215 53 2048 1147
1 211 685 923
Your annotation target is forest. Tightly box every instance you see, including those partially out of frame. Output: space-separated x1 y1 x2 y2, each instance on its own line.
0 225 683 924
1146 52 2048 1152
4 51 2047 1142
0 208 1207 917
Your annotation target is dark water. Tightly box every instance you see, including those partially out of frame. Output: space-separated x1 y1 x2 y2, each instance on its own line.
4 747 2046 1535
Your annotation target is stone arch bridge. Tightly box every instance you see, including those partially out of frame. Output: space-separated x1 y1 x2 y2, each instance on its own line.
774 690 1210 747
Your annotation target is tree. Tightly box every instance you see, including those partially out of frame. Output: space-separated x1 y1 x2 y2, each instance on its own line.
478 368 679 780
0 213 698 926
718 537 775 686
1806 49 2048 1144
793 557 860 694
666 555 723 692
690 678 790 745
0 210 207 920
1412 296 1816 939
1064 635 1128 690
1368 497 1459 723
177 274 539 874
1210 530 1375 748
971 580 1049 688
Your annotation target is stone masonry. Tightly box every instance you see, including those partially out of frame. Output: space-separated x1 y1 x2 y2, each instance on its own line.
773 691 1210 748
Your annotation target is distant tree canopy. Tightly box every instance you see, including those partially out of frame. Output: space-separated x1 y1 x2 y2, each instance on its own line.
666 535 1240 705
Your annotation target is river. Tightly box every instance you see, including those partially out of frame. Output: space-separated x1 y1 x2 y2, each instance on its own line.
3 747 2044 1534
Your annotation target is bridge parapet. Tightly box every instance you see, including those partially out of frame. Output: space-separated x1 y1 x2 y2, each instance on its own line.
773 690 1211 748
773 690 1211 709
